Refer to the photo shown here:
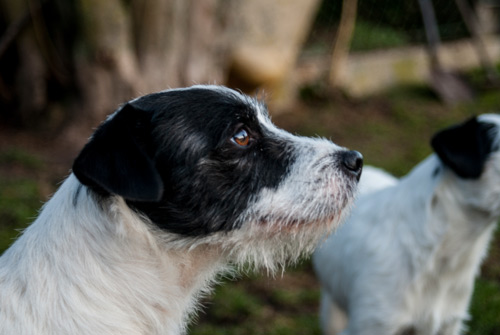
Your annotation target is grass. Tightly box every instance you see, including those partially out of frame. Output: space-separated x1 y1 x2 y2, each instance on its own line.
350 21 411 52
190 265 322 335
0 148 45 253
0 179 40 252
1 74 500 333
469 279 500 334
0 148 45 170
305 20 411 56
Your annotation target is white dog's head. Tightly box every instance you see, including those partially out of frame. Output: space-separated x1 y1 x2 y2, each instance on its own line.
431 113 500 218
72 85 362 269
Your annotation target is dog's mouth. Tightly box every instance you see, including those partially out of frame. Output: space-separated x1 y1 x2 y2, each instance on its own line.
257 214 330 227
247 172 357 230
254 203 347 233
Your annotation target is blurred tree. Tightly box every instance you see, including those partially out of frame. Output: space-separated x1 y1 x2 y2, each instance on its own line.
329 0 357 86
0 0 232 132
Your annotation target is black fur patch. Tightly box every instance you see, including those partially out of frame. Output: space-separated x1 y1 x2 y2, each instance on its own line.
73 88 295 236
73 103 163 202
431 117 497 179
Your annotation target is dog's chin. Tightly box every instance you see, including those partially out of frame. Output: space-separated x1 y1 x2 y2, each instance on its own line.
215 201 353 274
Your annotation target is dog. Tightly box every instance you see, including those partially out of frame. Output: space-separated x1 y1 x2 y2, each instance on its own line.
0 85 362 335
313 114 500 335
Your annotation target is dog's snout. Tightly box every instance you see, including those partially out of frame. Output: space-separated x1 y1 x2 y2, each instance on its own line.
341 150 363 181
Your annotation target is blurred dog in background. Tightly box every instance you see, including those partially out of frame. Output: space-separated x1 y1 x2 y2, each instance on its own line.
313 114 500 335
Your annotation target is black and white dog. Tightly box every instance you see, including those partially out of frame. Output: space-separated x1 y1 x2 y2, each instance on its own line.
0 85 362 334
313 114 500 335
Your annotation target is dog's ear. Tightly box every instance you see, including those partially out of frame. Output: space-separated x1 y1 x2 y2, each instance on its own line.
73 103 163 201
431 117 495 179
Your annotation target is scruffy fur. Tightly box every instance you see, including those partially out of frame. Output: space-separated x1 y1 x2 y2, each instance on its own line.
313 114 500 335
0 85 362 334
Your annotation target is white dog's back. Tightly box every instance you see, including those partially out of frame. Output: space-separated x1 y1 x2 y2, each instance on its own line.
357 166 398 196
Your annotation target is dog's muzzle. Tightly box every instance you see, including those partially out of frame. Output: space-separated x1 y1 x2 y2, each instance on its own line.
340 150 363 181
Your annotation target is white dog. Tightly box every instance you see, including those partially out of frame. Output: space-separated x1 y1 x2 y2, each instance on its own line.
313 114 500 335
0 85 362 335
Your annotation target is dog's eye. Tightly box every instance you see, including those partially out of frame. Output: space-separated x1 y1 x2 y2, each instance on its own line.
232 128 250 147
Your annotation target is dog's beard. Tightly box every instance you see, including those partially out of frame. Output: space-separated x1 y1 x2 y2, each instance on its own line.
225 215 349 274
212 169 356 273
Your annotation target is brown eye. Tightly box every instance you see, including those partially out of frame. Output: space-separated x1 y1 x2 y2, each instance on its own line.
232 128 250 147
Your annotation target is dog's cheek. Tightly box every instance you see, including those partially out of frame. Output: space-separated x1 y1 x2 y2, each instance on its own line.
199 146 291 213
175 158 255 232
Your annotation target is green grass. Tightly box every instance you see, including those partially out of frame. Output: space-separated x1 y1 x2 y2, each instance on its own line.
0 178 41 252
0 148 44 253
351 21 411 51
191 265 322 335
0 148 44 170
304 20 411 56
468 278 500 334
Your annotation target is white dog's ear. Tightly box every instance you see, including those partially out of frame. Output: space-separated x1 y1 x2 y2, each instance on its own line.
431 117 494 179
73 103 164 202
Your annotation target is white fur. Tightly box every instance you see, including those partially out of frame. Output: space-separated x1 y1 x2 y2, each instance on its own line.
0 175 217 335
313 114 500 335
357 166 397 195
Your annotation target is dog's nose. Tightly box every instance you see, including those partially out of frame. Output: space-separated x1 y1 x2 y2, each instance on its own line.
341 150 363 181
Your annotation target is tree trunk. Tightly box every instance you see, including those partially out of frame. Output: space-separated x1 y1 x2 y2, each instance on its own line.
0 0 231 139
131 0 231 92
329 0 358 87
1 0 47 126
74 0 139 127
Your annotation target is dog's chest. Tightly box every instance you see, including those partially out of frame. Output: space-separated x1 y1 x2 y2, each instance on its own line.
401 224 495 333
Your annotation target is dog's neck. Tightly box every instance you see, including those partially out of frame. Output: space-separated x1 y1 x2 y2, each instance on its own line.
0 175 226 335
395 156 497 277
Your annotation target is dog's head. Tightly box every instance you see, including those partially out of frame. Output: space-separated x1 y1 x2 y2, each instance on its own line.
431 114 500 216
73 85 362 267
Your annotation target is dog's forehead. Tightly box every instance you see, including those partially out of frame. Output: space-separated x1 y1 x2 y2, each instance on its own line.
131 86 280 142
136 85 265 120
478 114 500 147
478 114 500 135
